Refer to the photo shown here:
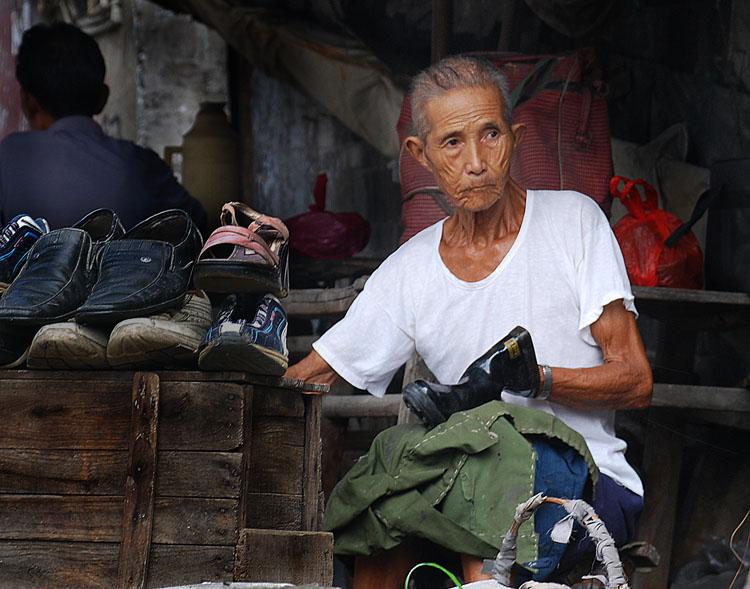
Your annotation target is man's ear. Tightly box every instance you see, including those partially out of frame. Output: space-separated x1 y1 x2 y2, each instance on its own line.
19 89 50 130
405 135 430 171
93 84 109 115
511 122 526 147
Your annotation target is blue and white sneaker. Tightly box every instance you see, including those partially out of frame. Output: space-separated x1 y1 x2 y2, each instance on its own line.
0 214 50 290
198 293 288 375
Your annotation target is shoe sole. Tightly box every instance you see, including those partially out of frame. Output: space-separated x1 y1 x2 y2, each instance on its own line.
27 325 109 370
75 293 188 325
401 383 444 430
107 320 204 368
193 262 288 297
198 333 288 376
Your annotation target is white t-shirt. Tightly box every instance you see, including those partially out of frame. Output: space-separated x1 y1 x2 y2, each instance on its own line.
314 189 643 496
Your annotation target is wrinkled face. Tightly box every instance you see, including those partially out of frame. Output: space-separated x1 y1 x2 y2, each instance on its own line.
417 85 521 212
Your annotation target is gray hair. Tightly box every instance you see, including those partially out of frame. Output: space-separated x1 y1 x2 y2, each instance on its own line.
410 55 512 141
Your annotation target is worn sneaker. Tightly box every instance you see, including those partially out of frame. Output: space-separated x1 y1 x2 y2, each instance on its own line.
106 290 212 368
198 293 288 375
26 319 110 369
0 214 49 291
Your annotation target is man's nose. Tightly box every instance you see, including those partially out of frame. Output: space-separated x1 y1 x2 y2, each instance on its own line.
463 141 486 175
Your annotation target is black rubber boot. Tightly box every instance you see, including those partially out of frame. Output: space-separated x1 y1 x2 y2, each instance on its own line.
402 326 541 429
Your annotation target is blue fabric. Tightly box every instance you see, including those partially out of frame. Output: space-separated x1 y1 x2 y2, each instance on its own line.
0 116 206 231
522 435 591 581
557 472 644 572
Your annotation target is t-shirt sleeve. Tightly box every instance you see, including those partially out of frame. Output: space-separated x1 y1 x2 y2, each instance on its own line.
576 207 637 343
312 273 417 398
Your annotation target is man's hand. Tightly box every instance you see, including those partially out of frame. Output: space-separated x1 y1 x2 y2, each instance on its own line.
283 349 340 395
543 299 653 410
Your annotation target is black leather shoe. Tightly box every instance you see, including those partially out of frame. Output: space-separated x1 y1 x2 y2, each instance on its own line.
75 209 203 325
0 209 124 325
402 326 540 429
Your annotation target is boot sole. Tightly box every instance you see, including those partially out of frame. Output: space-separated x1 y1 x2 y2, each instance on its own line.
198 334 287 376
193 263 288 297
401 384 445 430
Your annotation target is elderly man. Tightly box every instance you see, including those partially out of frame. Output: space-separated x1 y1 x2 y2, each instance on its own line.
285 55 652 588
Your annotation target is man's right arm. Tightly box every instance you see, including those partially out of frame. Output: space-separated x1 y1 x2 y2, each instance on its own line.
284 349 340 394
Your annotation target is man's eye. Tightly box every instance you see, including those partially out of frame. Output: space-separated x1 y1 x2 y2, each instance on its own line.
487 130 499 139
446 139 459 147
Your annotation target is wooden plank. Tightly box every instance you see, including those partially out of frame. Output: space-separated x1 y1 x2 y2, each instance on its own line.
118 372 160 589
151 497 238 545
158 371 330 394
284 277 366 318
652 383 750 411
248 416 305 495
252 384 308 418
0 450 241 497
234 528 334 586
0 496 238 545
239 383 254 529
158 381 243 451
0 380 243 451
244 493 303 530
0 541 120 588
323 393 402 418
301 394 322 531
0 495 123 541
147 544 234 586
0 542 235 589
155 452 242 498
637 409 684 589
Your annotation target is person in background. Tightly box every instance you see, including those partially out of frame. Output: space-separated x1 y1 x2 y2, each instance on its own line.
0 21 206 231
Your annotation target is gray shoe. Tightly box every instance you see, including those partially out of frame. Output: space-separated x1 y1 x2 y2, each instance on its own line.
26 319 110 369
106 290 212 368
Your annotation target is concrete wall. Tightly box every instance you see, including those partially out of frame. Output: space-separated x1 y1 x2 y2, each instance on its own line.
250 68 403 259
96 0 228 163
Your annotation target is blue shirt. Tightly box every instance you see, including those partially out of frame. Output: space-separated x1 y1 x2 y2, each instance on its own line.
0 116 206 231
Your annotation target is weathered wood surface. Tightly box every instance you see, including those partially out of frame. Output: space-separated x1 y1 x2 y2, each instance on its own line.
247 416 305 495
302 394 323 531
118 372 160 589
234 528 334 586
243 493 304 531
0 542 234 588
0 380 243 450
0 450 242 497
0 496 238 544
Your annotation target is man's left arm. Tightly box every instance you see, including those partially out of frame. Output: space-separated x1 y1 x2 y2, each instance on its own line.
542 299 653 410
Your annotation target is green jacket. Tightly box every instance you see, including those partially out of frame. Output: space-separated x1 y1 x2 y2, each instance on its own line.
324 400 598 565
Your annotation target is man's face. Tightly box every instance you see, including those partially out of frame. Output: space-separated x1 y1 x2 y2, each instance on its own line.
409 85 523 212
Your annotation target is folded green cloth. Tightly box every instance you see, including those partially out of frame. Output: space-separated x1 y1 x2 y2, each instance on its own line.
324 400 598 566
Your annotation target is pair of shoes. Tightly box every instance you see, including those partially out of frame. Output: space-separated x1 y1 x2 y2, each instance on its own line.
402 326 540 429
0 208 202 326
193 202 290 297
0 214 50 292
198 292 288 375
25 290 212 369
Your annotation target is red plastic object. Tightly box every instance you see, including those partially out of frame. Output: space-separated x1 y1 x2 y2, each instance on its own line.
285 173 371 259
611 176 703 289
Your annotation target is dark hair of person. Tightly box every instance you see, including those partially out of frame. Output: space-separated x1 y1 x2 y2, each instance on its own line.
15 21 107 119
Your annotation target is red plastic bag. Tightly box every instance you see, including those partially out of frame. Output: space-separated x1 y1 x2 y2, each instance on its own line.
285 173 371 259
611 177 703 289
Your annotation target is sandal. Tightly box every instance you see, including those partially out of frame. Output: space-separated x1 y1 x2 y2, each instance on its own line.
193 202 290 297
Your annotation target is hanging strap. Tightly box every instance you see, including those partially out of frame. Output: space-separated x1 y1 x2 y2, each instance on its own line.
664 187 716 248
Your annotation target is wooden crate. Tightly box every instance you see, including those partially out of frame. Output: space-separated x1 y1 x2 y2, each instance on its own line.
0 370 327 588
